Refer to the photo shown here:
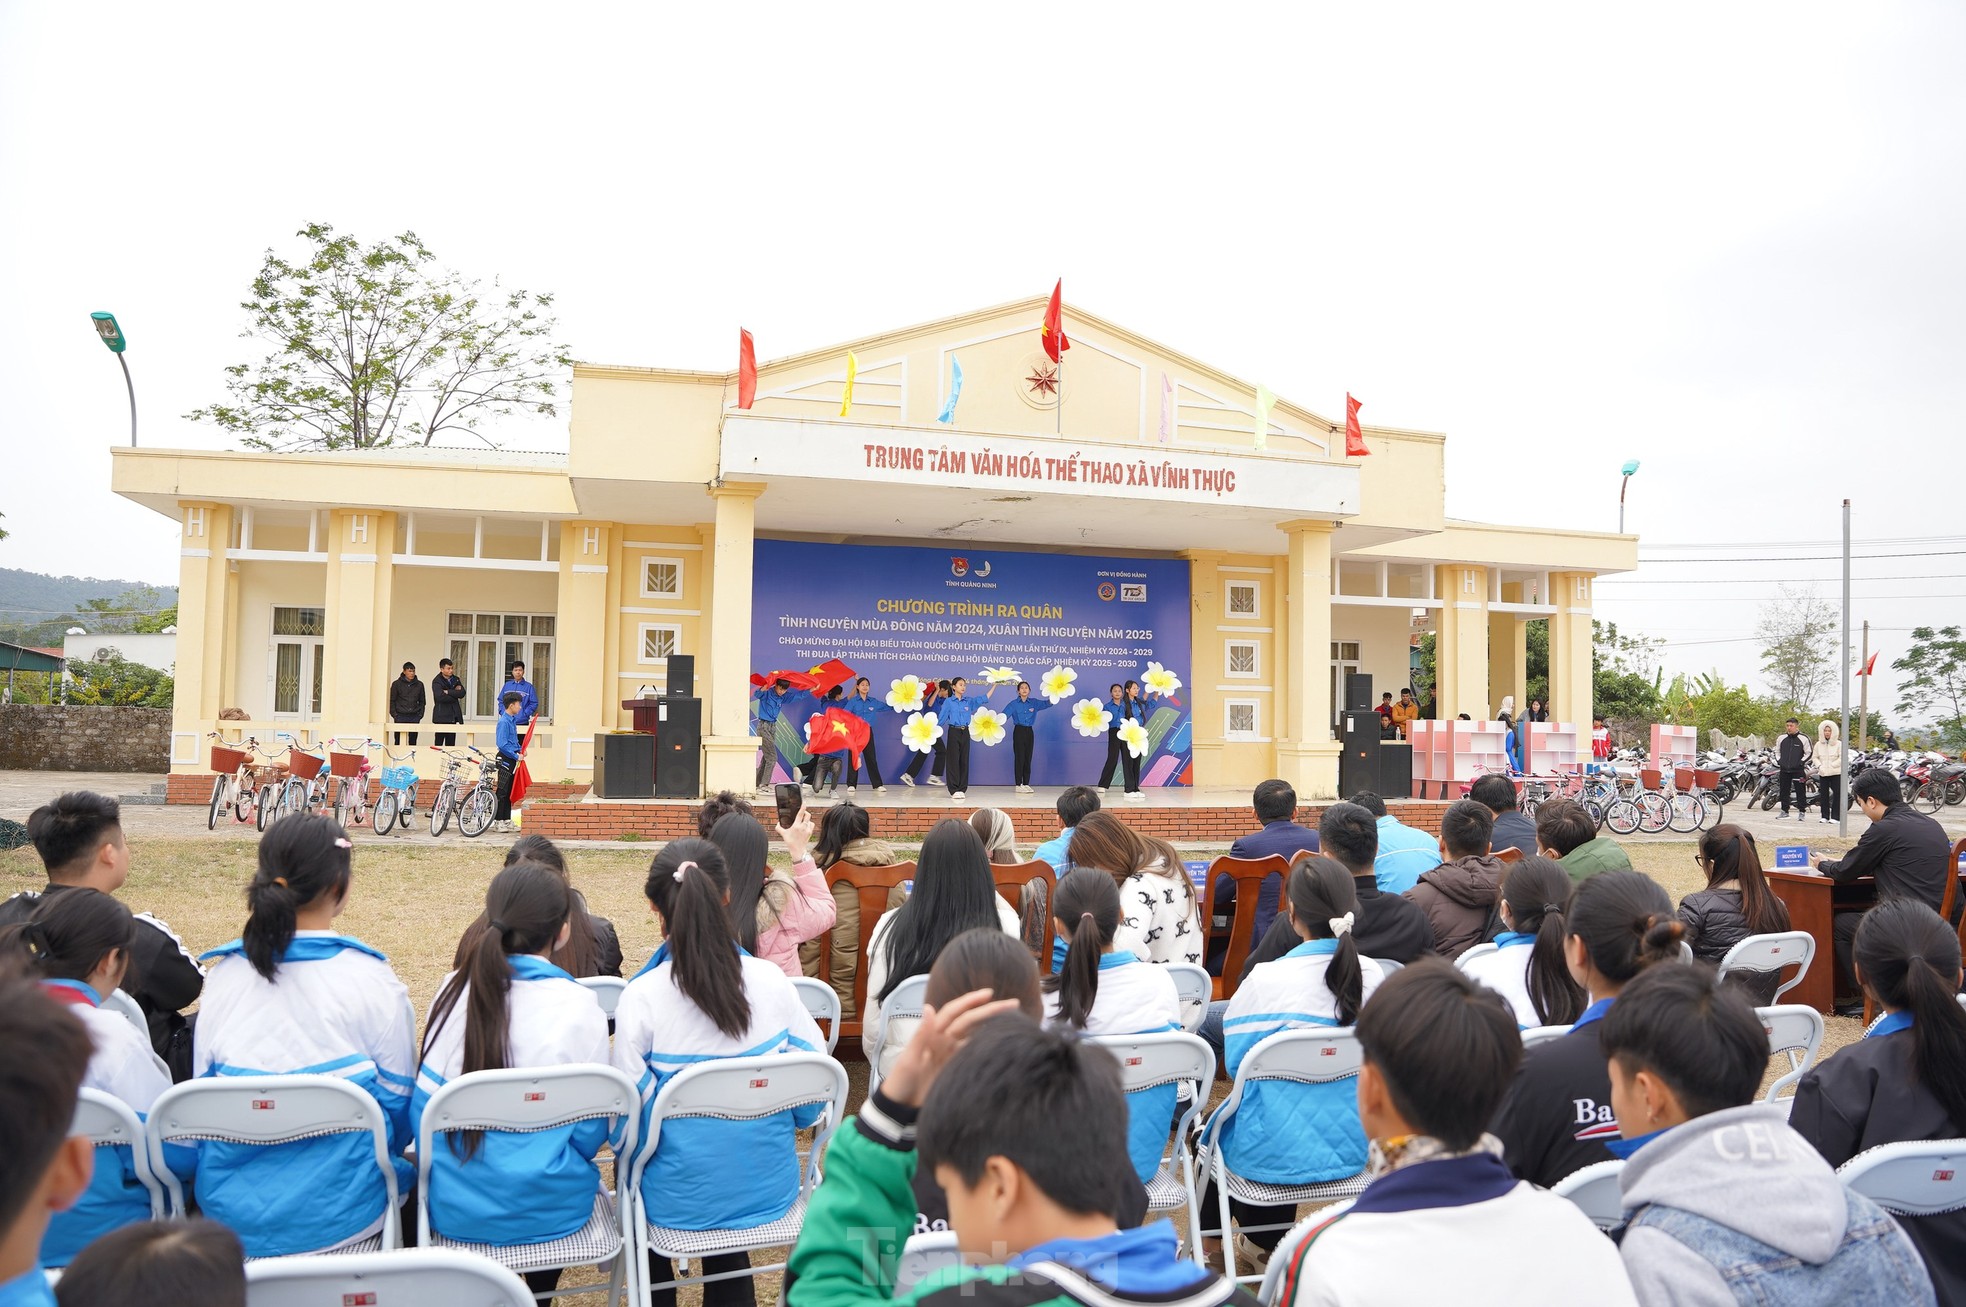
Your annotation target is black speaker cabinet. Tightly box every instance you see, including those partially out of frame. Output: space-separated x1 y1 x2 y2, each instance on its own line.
666 654 696 699
593 732 655 799
1377 741 1414 800
1339 714 1382 797
654 696 702 798
1344 672 1374 712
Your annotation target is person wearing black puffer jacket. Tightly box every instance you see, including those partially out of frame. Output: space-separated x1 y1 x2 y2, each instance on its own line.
1775 717 1811 820
1678 824 1791 1004
388 661 426 745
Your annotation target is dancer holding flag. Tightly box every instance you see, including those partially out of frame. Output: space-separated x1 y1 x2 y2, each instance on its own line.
841 677 889 794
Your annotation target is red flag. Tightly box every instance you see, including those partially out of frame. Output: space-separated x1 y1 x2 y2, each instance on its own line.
737 329 757 410
1858 651 1880 677
1345 393 1369 457
806 707 871 768
1041 279 1071 363
806 658 856 695
510 716 538 806
750 668 820 691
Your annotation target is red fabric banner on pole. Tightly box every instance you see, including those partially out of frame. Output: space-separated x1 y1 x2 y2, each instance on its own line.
737 329 757 410
1041 280 1071 363
1345 393 1370 457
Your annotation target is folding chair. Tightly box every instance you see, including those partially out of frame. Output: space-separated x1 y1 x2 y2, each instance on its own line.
1454 942 1499 971
822 859 916 1043
577 976 627 1018
1258 1201 1357 1304
1495 847 1525 865
1200 856 1290 1001
145 1075 402 1255
1369 958 1404 975
624 1051 848 1307
47 1089 169 1262
894 1230 962 1293
1196 1027 1370 1283
790 976 842 1053
868 973 929 1092
1521 1024 1572 1049
416 1065 638 1303
1838 1139 1966 1217
1166 963 1210 1034
1552 1159 1626 1231
1717 931 1815 1004
1757 1004 1825 1116
1089 1032 1217 1261
101 988 172 1081
246 1247 535 1306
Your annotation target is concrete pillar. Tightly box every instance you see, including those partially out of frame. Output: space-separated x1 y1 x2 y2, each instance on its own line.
702 482 766 796
170 502 233 760
1548 571 1596 729
554 521 614 780
320 509 396 739
1488 606 1526 717
1277 522 1341 798
1434 564 1490 719
1183 550 1226 788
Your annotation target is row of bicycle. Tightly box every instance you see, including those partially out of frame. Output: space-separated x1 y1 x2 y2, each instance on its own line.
1488 762 1729 834
203 733 504 837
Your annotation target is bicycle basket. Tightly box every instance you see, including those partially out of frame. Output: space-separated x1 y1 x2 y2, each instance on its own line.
287 749 326 780
328 751 368 779
380 764 418 792
1640 768 1663 791
209 745 250 774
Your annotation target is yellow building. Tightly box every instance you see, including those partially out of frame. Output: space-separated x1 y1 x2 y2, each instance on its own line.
112 296 1635 798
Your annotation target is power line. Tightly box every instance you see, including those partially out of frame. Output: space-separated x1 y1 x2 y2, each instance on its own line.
1600 574 1966 585
1603 593 1966 602
1636 550 1966 563
1638 534 1966 550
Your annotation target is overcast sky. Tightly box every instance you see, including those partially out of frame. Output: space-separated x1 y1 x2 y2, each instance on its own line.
2 3 1961 720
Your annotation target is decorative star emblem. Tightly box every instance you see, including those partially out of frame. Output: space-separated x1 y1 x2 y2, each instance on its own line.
1025 363 1059 397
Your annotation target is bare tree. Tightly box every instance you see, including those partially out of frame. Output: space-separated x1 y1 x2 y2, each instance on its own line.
1755 585 1838 708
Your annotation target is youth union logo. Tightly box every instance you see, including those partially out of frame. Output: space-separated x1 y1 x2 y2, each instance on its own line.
951 557 968 577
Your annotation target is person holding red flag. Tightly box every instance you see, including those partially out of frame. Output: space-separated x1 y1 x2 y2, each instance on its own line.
491 688 526 833
840 676 889 795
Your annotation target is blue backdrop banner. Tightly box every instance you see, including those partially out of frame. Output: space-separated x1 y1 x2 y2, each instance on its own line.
751 540 1192 788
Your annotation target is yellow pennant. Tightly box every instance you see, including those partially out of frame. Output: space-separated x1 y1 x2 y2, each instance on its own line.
840 352 858 417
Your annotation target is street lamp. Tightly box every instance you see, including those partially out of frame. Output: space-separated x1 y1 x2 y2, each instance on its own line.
89 311 136 447
1618 459 1640 533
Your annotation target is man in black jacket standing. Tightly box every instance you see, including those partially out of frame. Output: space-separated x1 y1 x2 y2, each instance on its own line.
388 661 426 745
431 657 466 747
1775 717 1811 820
1817 767 1954 1012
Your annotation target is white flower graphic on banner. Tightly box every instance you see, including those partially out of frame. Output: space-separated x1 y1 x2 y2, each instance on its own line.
1118 717 1150 759
1071 698 1113 738
980 666 1020 686
900 711 944 754
886 675 926 712
970 707 1008 747
1040 665 1078 705
1142 661 1183 698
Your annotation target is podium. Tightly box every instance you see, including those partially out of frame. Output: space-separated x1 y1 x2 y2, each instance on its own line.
621 697 662 734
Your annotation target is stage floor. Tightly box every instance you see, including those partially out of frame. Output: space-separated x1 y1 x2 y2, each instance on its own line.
594 783 1451 810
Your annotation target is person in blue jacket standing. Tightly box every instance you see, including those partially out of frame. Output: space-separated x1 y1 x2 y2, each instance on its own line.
934 677 996 802
1002 681 1054 794
497 661 539 725
753 677 793 795
493 691 524 834
840 677 888 795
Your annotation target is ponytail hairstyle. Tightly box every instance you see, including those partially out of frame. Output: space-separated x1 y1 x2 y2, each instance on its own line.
707 811 772 951
244 814 352 981
1285 855 1364 1025
0 888 136 988
1854 899 1966 1133
645 838 750 1038
1041 870 1123 1029
1566 870 1681 987
1499 856 1586 1025
423 862 569 1160
1698 824 1790 937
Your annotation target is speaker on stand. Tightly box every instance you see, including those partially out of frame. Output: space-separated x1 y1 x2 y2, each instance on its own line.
1339 712 1382 797
654 696 702 798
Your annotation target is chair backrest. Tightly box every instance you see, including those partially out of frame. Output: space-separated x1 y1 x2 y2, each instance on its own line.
894 1231 962 1293
1203 1027 1364 1164
1552 1159 1626 1231
1495 846 1525 864
71 1089 164 1219
626 1052 848 1200
1369 957 1404 975
1455 942 1499 971
1089 1030 1216 1097
577 975 627 1017
1200 855 1290 1001
1259 1202 1355 1303
790 976 842 1053
1165 963 1211 1033
822 859 917 1040
1756 1004 1826 1104
1521 1024 1572 1048
1940 838 1966 927
1838 1139 1966 1217
997 859 1059 961
145 1074 400 1246
870 973 931 1086
100 988 173 1081
1717 931 1816 1004
246 1248 535 1306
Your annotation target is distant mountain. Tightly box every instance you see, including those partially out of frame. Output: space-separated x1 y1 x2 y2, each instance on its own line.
0 567 178 647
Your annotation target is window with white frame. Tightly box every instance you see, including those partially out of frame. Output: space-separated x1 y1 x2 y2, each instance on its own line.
447 611 555 718
1225 639 1261 678
638 623 681 664
1225 580 1260 619
1225 700 1261 740
640 557 683 600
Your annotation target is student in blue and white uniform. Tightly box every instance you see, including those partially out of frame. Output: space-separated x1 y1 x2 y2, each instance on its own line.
934 675 997 801
753 676 794 794
1203 856 1383 1265
612 837 825 1307
193 815 416 1259
0 889 179 1268
1002 680 1054 794
415 860 612 1296
840 676 889 795
1459 855 1587 1030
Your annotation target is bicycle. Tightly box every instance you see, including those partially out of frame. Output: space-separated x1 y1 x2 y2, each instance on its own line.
430 746 498 837
275 740 332 821
326 738 376 828
206 734 266 831
370 744 420 836
1603 772 1669 836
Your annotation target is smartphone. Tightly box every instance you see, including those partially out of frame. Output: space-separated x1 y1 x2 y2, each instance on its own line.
774 783 803 829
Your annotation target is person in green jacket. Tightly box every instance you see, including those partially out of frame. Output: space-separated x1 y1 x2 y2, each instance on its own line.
1534 799 1634 884
788 993 1257 1307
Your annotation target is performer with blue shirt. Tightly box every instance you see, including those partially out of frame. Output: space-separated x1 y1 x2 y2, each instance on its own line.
497 660 539 725
493 689 524 834
193 816 417 1259
934 676 997 802
753 676 794 794
1002 681 1054 794
840 677 888 795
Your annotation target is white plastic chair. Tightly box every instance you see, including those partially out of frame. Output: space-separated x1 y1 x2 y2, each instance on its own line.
246 1247 534 1305
145 1075 402 1254
894 1230 962 1293
1368 957 1404 975
1838 1139 1966 1217
623 1051 848 1307
1521 1024 1572 1049
1453 943 1498 972
70 1089 166 1222
101 988 173 1081
1197 1027 1370 1283
1552 1159 1626 1231
1088 1032 1217 1261
577 976 627 1018
1259 1201 1356 1304
868 973 929 1091
1757 1004 1826 1114
790 976 842 1053
415 1065 638 1303
1717 931 1815 1004
1166 963 1211 1034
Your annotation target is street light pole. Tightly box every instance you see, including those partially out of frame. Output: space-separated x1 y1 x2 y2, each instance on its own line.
89 312 135 447
1618 460 1640 533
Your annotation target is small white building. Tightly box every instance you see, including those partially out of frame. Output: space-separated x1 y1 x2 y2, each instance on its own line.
63 629 177 674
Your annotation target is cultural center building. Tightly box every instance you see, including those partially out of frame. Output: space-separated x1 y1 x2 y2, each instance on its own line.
112 295 1636 802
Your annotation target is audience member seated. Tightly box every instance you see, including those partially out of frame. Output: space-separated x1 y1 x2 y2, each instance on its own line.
613 838 826 1307
1469 774 1538 855
0 976 93 1307
1677 824 1791 1004
0 891 176 1269
1218 780 1320 944
52 1219 245 1307
0 793 203 1077
787 999 1244 1307
710 808 837 979
1070 815 1204 968
696 789 756 839
1402 800 1505 959
1202 857 1383 1270
1791 900 1966 1302
1816 767 1954 1011
452 833 622 977
1346 791 1438 894
805 801 903 1018
862 820 1021 1070
1273 961 1636 1307
1033 785 1102 874
969 808 1022 865
1458 856 1588 1029
416 861 612 1297
1603 965 1935 1306
1490 871 1679 1189
193 815 415 1258
1535 798 1632 882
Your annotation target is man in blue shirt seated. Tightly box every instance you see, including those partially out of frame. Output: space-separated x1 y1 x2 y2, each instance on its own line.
497 659 539 725
0 976 94 1307
1217 779 1320 948
1034 786 1101 874
1349 790 1440 895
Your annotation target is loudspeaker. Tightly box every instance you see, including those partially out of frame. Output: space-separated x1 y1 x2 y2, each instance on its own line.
654 697 702 798
1344 673 1374 713
1377 741 1414 799
1339 714 1381 796
666 654 696 699
593 732 655 799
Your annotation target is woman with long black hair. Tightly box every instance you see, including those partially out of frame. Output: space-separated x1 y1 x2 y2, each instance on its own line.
1679 823 1791 1003
1460 855 1587 1027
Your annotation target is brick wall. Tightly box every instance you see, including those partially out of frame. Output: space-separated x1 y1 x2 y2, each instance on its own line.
0 706 170 772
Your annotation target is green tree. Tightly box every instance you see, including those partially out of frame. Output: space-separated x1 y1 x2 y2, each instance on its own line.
64 649 173 708
1894 625 1966 746
1756 586 1838 707
73 585 175 635
187 223 571 451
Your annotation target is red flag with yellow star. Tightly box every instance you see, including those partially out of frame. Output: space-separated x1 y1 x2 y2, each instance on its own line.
1041 279 1071 363
806 707 871 768
806 658 856 695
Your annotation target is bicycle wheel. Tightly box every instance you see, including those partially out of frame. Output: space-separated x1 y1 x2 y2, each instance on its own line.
374 790 398 835
1668 794 1704 834
351 780 369 828
1946 778 1966 806
1636 792 1671 834
430 783 456 836
234 782 255 823
1918 782 1945 815
1519 794 1540 821
208 776 228 831
256 783 275 830
1605 799 1642 836
278 779 307 821
1583 798 1606 830
458 787 495 838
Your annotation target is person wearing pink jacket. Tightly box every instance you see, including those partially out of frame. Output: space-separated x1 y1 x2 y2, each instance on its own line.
707 805 838 977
